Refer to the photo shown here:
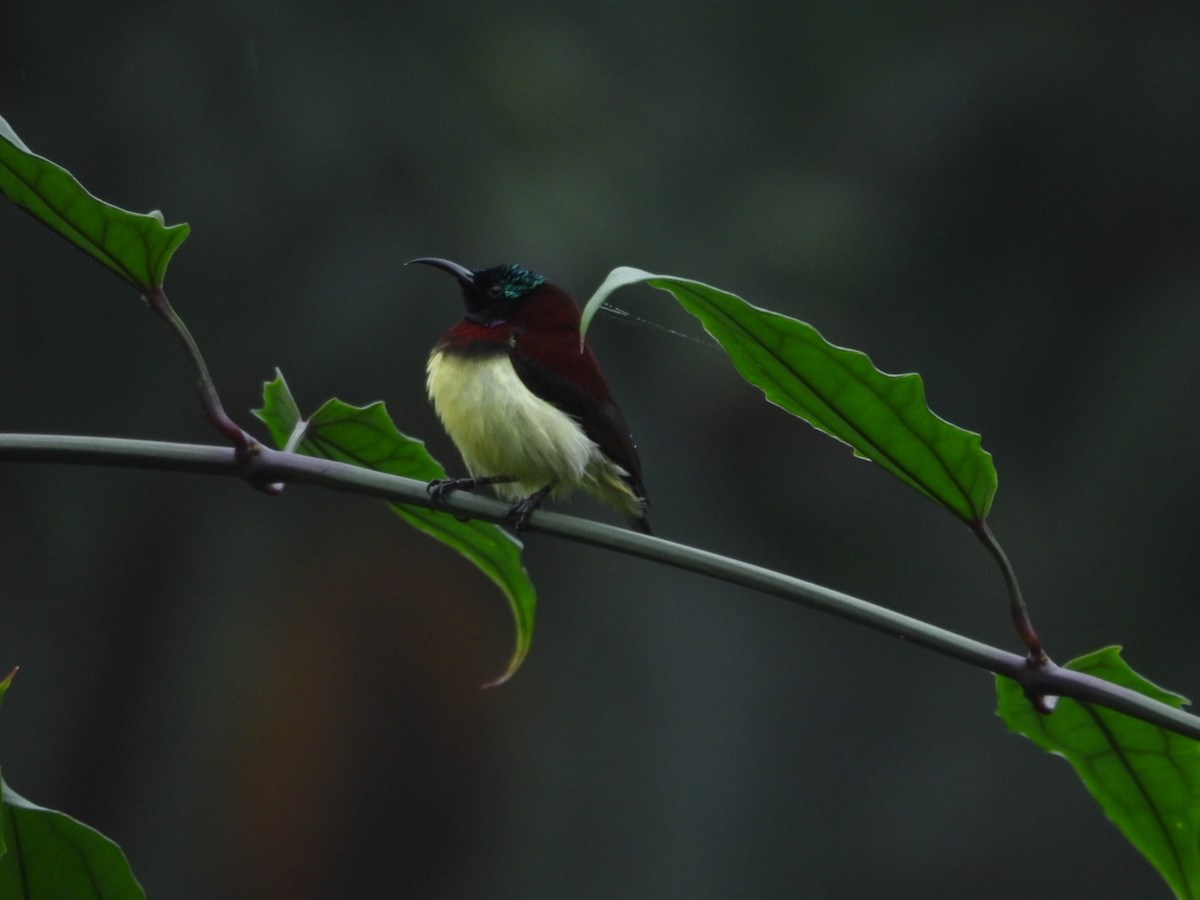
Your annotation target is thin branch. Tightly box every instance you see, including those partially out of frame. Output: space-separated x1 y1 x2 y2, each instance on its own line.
2 432 1199 741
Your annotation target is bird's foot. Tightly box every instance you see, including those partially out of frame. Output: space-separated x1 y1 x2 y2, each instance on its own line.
505 499 538 531
504 484 554 532
427 477 479 506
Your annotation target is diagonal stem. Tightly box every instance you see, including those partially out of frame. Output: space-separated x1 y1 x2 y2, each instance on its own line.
3 433 1199 739
972 518 1047 667
142 286 254 454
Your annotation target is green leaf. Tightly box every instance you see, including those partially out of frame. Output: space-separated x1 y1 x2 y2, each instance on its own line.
0 780 146 900
253 371 537 685
997 647 1200 899
582 267 996 523
0 672 145 899
0 114 188 290
0 669 9 862
255 369 304 450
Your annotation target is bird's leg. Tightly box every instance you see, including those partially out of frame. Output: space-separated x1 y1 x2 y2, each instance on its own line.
427 474 516 506
505 483 555 531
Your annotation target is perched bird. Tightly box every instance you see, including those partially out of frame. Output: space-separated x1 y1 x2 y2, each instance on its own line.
410 257 651 533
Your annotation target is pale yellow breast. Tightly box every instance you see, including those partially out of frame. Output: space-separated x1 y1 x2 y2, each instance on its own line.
426 349 598 500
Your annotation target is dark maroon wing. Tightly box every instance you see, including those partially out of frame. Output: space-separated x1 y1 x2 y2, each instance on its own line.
508 341 648 503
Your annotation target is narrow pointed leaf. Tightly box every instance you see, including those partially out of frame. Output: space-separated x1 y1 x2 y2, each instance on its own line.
253 372 536 685
582 267 996 523
0 114 187 290
997 647 1200 899
256 371 304 449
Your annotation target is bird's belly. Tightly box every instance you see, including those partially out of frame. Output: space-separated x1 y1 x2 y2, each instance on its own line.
427 350 597 499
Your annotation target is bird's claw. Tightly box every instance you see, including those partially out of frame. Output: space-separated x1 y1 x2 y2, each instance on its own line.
427 477 475 506
505 499 537 531
504 484 553 532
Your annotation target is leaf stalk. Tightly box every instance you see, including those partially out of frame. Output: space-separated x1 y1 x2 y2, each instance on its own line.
142 286 254 455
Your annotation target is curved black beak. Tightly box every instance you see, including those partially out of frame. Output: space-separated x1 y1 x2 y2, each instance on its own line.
405 257 475 287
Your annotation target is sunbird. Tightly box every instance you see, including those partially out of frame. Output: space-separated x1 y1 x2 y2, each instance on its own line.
410 257 651 533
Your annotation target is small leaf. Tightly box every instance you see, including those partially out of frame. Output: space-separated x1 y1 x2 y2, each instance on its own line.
997 647 1200 899
582 267 996 523
0 673 145 898
0 114 188 290
253 372 537 685
0 669 14 707
255 368 304 449
0 779 146 900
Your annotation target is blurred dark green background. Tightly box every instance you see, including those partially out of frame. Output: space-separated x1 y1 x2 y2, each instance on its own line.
2 2 1198 897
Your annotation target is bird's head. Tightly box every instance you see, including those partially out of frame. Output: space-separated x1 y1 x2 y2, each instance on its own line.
408 257 569 328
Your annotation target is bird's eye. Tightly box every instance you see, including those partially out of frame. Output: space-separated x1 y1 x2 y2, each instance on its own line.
487 282 505 299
